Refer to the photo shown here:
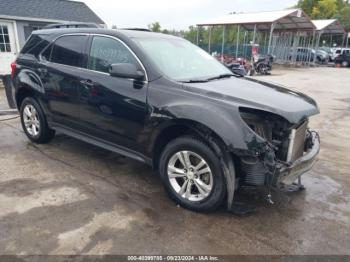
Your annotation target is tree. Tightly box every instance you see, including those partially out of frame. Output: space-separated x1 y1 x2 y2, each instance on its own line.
148 22 161 32
335 5 350 30
297 0 349 18
183 26 198 43
297 0 319 16
311 0 337 18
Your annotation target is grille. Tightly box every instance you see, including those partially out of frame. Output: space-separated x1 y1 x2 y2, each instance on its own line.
286 121 308 162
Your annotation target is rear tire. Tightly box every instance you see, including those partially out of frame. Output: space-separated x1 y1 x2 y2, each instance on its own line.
20 97 55 144
342 61 349 67
3 75 16 109
159 136 226 212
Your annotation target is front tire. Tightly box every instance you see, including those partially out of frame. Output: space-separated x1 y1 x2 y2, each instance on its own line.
342 61 349 67
20 97 55 144
159 136 226 212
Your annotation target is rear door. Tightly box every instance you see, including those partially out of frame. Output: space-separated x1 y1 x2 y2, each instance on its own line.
38 34 89 128
0 22 17 76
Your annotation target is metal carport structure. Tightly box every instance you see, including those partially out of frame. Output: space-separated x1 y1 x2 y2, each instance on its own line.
197 9 316 64
312 19 348 48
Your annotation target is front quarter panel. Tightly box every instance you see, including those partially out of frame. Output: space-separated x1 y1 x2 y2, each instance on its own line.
146 78 266 155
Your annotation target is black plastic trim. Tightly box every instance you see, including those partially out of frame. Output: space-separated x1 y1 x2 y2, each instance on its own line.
49 122 152 165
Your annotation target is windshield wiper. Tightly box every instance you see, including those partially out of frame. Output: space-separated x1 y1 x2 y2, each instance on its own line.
179 79 209 83
206 73 235 81
179 73 236 83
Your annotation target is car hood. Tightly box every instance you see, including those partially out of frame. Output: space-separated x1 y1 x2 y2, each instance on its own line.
184 77 319 124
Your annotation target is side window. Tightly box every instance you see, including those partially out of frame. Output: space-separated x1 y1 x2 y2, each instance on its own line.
51 35 88 67
21 34 50 58
88 36 138 73
40 44 52 61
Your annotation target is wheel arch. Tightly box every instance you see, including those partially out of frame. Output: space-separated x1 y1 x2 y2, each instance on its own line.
151 118 228 171
151 118 240 211
15 86 36 109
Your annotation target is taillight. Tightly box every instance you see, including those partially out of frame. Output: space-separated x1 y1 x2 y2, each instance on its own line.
10 62 16 80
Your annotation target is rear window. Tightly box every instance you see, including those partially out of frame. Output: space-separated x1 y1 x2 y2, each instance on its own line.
50 35 88 67
21 34 50 57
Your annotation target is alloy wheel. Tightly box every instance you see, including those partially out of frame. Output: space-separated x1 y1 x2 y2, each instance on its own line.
23 104 40 137
167 151 213 202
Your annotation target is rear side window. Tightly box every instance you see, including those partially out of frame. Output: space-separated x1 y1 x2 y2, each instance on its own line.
51 35 88 67
87 36 138 73
21 34 50 57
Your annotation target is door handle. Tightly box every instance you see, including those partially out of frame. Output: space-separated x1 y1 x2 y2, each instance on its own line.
80 79 95 87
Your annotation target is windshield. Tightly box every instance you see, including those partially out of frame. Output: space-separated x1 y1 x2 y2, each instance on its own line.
133 37 232 82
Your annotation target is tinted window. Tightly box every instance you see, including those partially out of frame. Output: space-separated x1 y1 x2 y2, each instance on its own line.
88 36 138 73
21 34 50 57
51 35 88 67
41 43 52 61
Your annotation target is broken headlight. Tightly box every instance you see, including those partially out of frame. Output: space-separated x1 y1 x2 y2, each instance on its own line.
239 107 293 161
239 108 273 141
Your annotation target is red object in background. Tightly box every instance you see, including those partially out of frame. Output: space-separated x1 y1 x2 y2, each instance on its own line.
252 46 257 56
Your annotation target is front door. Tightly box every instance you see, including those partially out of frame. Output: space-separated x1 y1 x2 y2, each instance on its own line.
0 21 17 75
78 35 148 152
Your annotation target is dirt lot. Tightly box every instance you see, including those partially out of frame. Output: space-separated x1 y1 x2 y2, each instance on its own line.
0 67 349 255
0 81 9 110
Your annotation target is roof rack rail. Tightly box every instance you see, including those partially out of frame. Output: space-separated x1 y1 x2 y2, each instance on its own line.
44 22 102 29
121 28 151 32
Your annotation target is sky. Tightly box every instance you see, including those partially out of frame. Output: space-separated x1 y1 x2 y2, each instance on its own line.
81 0 298 30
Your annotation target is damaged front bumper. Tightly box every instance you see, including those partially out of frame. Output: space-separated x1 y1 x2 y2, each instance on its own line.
276 132 320 187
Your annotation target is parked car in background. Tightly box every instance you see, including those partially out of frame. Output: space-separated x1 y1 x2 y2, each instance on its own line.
289 47 314 62
335 53 350 67
319 47 333 58
330 48 350 62
289 47 329 63
315 49 329 63
12 28 320 213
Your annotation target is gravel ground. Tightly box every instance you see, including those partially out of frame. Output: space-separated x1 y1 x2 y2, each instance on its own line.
0 82 10 110
0 67 349 255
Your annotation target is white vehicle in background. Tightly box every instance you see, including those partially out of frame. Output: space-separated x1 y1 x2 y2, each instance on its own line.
330 48 350 61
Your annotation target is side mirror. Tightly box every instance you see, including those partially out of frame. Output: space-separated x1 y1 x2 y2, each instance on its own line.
109 63 145 80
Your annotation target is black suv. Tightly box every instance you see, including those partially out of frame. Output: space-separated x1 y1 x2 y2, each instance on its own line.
335 53 350 67
12 28 320 212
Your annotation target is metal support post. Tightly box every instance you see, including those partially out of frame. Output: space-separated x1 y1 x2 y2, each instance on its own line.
221 25 226 62
196 26 199 45
208 26 212 53
252 24 257 44
267 23 275 54
235 25 240 59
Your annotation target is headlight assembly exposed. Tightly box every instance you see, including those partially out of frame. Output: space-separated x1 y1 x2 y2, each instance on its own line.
239 107 293 161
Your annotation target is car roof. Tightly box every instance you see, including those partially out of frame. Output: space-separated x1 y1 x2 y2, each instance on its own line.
32 28 180 40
